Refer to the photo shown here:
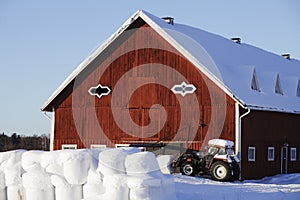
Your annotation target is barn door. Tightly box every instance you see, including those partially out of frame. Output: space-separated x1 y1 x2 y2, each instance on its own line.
142 108 160 140
281 146 288 174
120 108 160 140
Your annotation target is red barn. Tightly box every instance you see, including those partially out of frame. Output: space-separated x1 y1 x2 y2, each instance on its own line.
42 10 300 179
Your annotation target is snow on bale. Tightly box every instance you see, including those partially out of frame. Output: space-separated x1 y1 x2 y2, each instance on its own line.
0 148 176 200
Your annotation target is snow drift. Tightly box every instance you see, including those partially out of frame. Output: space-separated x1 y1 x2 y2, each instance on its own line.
0 148 176 200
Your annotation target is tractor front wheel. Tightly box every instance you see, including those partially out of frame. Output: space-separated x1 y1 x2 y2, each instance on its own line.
180 163 195 176
210 161 231 181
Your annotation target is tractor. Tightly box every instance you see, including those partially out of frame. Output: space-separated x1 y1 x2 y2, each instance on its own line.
172 139 240 181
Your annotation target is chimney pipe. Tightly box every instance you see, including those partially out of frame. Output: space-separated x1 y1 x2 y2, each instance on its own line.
231 37 241 44
281 54 290 59
162 17 174 25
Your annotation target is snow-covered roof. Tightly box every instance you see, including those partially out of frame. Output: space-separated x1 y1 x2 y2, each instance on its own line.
41 10 300 113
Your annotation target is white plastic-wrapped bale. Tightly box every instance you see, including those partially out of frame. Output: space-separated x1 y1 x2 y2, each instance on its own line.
22 172 54 200
98 148 130 175
51 175 83 200
0 150 25 200
156 155 174 174
125 152 161 176
60 149 94 185
100 174 129 200
6 185 23 200
0 171 6 200
125 152 164 200
83 169 105 198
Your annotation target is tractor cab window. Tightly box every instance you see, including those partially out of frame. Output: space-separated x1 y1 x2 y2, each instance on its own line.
218 147 226 155
207 147 218 155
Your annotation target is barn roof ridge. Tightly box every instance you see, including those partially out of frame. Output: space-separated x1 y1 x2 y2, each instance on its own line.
41 10 300 113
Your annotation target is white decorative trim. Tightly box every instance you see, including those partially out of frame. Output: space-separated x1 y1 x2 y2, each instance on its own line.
88 84 111 99
90 144 107 149
235 103 240 156
50 107 55 151
171 82 196 96
268 147 275 161
290 147 297 161
62 144 77 150
115 144 130 148
248 146 256 161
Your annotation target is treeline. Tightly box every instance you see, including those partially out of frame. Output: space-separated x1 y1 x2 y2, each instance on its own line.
0 133 50 152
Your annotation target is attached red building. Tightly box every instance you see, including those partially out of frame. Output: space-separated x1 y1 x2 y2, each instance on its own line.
42 10 300 179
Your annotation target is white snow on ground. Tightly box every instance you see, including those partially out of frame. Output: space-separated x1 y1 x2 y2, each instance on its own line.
174 174 300 200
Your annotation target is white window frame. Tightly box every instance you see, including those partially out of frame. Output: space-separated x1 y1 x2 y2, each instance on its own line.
290 147 297 161
62 144 77 150
268 147 275 161
115 144 130 148
90 144 107 149
248 147 256 161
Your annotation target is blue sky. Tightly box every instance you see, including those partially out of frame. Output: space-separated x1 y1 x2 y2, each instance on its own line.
0 0 299 135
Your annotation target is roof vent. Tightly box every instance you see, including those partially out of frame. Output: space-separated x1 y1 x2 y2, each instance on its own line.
162 17 174 25
281 54 290 59
231 37 241 44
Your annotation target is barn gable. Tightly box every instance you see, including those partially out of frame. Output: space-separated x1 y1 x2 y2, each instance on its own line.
42 10 300 114
41 12 238 150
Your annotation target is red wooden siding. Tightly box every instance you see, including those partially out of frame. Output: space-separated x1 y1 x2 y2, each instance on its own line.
53 18 236 150
241 109 300 180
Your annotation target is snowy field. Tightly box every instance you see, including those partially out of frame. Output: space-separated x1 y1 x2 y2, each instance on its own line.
174 173 300 200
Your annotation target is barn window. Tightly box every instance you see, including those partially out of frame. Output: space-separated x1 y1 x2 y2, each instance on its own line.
90 144 107 149
275 74 283 95
251 69 260 92
297 79 300 97
88 84 111 99
248 147 256 161
267 147 275 161
62 144 77 150
290 148 297 161
171 82 196 96
115 144 130 148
